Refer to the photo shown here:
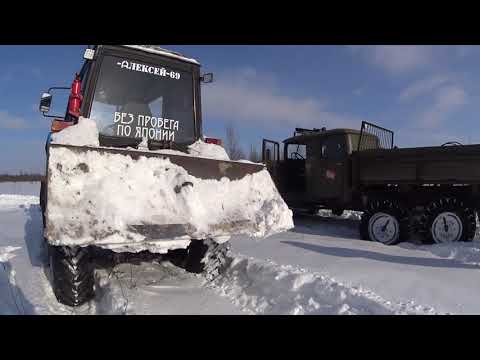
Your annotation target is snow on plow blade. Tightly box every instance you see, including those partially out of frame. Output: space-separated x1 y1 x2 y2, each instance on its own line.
44 144 293 252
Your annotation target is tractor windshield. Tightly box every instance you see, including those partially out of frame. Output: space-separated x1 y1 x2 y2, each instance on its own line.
89 54 196 144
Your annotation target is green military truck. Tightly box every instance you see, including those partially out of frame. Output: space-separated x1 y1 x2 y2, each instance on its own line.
263 121 479 245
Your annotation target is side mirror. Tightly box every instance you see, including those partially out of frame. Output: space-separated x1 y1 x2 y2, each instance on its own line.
39 92 52 113
200 73 214 83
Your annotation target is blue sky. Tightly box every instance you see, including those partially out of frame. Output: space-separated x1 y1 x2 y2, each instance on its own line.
1 45 479 173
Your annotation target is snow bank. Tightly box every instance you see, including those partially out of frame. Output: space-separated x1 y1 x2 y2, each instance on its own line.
401 241 480 267
187 140 229 161
0 194 38 212
0 246 21 263
50 117 229 162
46 147 292 250
150 140 230 161
212 255 441 315
45 117 292 251
51 117 99 147
317 209 363 221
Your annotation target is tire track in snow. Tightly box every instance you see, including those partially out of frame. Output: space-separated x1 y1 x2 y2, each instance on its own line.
211 255 443 315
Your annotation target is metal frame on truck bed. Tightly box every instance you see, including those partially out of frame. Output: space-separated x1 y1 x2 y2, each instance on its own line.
263 121 480 246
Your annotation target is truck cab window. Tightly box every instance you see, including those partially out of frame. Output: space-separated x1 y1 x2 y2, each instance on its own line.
287 143 306 160
321 144 327 158
321 136 346 160
350 134 360 153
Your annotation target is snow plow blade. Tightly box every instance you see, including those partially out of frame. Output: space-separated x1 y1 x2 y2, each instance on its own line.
44 143 292 251
47 144 263 181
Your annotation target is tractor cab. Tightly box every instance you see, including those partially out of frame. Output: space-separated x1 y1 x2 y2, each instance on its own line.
39 45 215 152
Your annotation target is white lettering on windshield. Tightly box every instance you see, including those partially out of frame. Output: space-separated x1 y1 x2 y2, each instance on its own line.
114 111 180 142
116 60 181 80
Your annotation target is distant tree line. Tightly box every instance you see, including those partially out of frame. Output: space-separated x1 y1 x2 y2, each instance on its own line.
224 123 262 163
0 173 45 182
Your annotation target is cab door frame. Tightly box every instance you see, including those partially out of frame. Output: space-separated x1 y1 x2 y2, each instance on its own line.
262 138 280 182
307 134 348 204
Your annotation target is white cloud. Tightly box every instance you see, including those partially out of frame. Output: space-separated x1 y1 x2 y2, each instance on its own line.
398 73 468 129
202 67 360 130
348 45 434 74
419 85 467 128
0 111 29 129
399 75 452 101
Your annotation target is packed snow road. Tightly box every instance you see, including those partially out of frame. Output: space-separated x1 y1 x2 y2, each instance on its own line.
231 212 480 314
0 186 243 314
1 182 479 314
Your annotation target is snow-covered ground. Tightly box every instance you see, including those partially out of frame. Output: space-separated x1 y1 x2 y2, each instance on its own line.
0 185 243 315
0 182 40 196
1 183 479 314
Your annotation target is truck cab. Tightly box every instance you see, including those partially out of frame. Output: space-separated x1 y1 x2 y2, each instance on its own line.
263 127 367 212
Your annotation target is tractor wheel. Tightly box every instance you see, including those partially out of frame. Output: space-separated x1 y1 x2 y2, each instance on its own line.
360 198 410 245
332 208 344 217
419 197 476 244
49 245 95 307
167 248 189 268
184 239 232 281
40 181 46 228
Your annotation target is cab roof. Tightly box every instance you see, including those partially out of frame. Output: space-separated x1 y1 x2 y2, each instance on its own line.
123 45 200 65
95 45 200 65
283 128 362 144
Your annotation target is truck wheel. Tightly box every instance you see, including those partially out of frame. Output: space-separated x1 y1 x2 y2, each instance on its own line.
420 197 476 244
49 245 95 307
185 239 232 281
360 199 409 245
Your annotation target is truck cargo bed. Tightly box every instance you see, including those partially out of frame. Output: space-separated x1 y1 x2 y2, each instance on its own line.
353 144 480 185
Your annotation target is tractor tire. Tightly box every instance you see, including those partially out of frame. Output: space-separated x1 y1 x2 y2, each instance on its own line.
184 239 232 281
419 197 476 244
40 181 46 228
49 245 95 307
332 208 344 217
360 198 410 245
167 248 189 268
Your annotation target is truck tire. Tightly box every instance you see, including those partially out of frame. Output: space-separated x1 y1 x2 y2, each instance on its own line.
184 239 232 281
360 199 409 245
49 245 95 307
420 197 476 244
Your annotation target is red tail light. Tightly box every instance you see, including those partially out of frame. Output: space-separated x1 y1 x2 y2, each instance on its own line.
67 73 83 118
205 137 223 146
